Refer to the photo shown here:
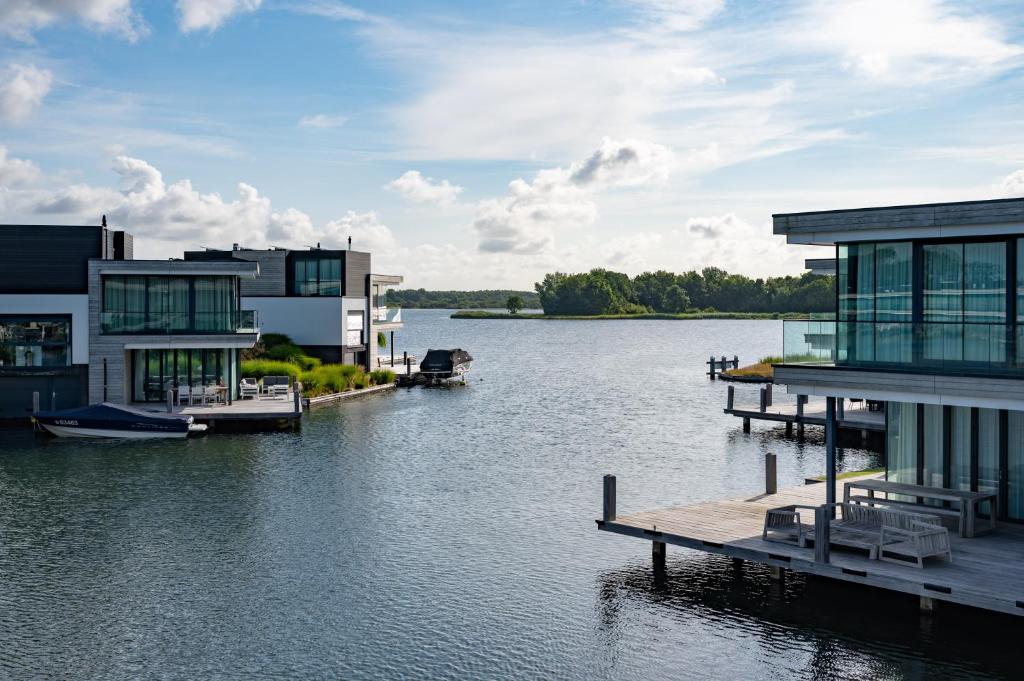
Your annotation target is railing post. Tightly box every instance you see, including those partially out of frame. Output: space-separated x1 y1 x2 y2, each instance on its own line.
814 505 830 563
759 387 767 413
603 474 616 522
765 452 777 495
726 385 735 410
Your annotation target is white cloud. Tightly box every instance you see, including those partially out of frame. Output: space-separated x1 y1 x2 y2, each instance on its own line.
323 211 400 253
298 114 348 129
1001 170 1024 198
800 0 1023 82
292 1 382 24
686 213 746 239
177 0 261 33
0 147 41 187
387 170 462 206
472 138 672 254
0 0 146 42
602 232 663 270
623 0 725 32
0 64 53 123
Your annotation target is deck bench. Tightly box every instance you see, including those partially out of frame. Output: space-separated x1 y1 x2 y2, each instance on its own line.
762 504 816 547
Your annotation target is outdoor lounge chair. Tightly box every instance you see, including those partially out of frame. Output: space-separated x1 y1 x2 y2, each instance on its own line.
240 378 259 400
830 502 946 560
263 375 290 398
763 504 817 547
879 522 953 568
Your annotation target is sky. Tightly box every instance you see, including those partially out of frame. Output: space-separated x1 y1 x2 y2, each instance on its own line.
1 0 1023 289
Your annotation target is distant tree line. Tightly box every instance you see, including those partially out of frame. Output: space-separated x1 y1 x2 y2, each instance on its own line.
534 268 834 315
387 288 541 309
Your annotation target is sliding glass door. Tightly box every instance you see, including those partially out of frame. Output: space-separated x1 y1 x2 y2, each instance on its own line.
131 349 235 402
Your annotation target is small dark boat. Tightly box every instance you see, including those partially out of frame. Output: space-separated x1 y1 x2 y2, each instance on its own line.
33 403 207 439
418 348 473 381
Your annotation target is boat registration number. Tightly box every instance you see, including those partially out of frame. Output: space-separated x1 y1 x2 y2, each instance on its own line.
55 420 79 426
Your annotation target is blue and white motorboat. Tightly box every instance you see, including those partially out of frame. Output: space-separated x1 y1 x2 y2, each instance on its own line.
33 403 207 439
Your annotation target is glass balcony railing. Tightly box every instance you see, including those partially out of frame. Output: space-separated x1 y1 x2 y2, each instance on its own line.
782 319 1024 376
372 307 402 324
101 310 259 335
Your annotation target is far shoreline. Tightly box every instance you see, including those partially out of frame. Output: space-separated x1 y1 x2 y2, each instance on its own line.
449 310 808 320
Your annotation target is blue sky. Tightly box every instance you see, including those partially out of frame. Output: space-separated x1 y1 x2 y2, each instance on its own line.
1 0 1023 288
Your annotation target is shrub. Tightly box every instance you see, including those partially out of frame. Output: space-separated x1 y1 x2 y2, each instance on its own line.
759 355 784 364
299 363 366 397
260 333 294 349
369 368 396 385
267 343 306 361
240 359 301 382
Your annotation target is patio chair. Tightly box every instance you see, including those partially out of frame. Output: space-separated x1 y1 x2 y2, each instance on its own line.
190 385 208 406
879 522 952 568
176 385 190 407
763 505 817 547
204 385 222 405
240 378 259 400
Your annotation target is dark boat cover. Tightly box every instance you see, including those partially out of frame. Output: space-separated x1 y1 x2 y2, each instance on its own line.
34 402 192 433
420 348 473 373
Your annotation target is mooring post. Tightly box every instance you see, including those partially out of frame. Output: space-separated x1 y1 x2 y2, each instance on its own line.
769 565 784 582
602 474 616 522
720 355 727 372
733 355 739 369
765 452 777 495
766 383 773 407
166 388 173 413
32 391 40 414
743 417 751 432
920 596 935 615
759 387 767 413
786 421 793 436
406 357 411 376
814 505 830 564
390 331 395 367
796 394 806 437
293 381 302 413
652 540 666 568
708 355 716 380
837 397 845 421
726 385 735 410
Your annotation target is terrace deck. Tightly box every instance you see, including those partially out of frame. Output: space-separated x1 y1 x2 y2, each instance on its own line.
598 476 1024 616
726 399 886 432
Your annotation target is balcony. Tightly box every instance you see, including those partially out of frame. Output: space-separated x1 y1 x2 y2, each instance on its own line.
372 307 402 324
101 310 259 335
782 319 1024 377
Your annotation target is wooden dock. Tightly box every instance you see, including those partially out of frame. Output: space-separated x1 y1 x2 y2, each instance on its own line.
598 475 1024 616
171 392 302 431
724 385 885 435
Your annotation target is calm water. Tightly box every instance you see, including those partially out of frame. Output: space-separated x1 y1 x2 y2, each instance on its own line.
0 311 1019 680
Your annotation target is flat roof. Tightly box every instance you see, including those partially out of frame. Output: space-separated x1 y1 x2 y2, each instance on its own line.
774 197 1024 246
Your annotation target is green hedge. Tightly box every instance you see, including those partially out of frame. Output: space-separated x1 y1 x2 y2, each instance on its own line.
239 360 301 381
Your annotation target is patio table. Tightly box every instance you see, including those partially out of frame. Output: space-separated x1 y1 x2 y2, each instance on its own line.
844 479 997 538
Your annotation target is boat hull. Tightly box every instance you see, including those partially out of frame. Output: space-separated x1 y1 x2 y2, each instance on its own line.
38 423 189 439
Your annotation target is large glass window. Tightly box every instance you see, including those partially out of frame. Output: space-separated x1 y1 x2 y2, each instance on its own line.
292 257 343 296
838 241 912 364
131 348 234 402
950 407 972 492
0 317 71 367
1008 411 1024 521
887 402 917 485
922 405 943 489
103 275 237 333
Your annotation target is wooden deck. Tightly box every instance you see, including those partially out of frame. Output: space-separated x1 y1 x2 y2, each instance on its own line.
598 477 1024 616
138 394 302 430
726 398 886 432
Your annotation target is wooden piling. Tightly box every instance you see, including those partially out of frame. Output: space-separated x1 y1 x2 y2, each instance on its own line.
769 565 784 582
32 391 39 414
743 417 751 432
708 355 716 380
652 540 666 567
166 389 173 413
765 383 773 407
603 474 617 522
796 394 806 437
759 387 767 413
732 355 739 369
814 505 830 564
765 452 777 495
726 385 735 410
920 596 936 614
786 421 793 436
293 381 302 414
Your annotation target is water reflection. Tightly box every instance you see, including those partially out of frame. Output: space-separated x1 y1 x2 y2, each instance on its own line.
597 553 1023 680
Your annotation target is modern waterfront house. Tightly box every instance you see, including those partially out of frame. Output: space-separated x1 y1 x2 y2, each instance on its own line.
775 197 1024 523
598 198 1024 616
0 223 261 419
184 246 403 370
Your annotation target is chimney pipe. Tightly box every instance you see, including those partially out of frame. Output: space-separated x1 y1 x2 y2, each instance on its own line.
102 214 107 228
348 236 352 250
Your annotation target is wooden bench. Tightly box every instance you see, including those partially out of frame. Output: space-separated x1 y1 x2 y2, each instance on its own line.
844 479 997 538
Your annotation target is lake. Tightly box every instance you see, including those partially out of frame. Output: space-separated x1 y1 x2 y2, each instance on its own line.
0 310 1019 679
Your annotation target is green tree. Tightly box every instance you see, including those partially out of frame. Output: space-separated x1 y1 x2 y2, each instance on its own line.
506 295 524 314
377 331 387 348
